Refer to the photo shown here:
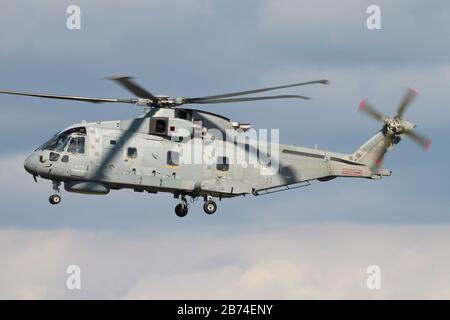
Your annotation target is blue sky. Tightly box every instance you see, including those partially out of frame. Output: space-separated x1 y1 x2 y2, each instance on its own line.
0 0 449 299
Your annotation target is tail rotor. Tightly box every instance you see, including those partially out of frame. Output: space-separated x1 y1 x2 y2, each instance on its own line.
357 88 431 170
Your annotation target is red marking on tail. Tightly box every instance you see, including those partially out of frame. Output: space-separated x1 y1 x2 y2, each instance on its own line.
342 168 362 176
358 100 365 111
373 157 383 165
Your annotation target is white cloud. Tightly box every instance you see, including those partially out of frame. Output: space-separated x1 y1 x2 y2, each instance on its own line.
1 224 450 299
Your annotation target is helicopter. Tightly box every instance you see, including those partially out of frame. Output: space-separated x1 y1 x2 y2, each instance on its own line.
0 76 430 217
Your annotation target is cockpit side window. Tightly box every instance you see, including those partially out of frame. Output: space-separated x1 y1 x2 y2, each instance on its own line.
67 136 85 154
77 137 85 154
67 137 76 153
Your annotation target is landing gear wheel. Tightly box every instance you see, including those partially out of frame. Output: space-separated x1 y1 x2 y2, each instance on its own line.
203 200 217 215
175 203 188 217
49 194 61 205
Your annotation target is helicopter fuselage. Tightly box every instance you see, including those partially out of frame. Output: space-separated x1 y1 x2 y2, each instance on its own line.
24 108 383 203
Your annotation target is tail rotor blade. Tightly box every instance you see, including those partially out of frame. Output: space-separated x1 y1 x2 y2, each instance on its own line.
396 88 417 119
405 129 431 150
358 100 388 123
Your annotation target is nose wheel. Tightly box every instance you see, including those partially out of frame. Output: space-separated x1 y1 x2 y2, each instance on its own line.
49 194 61 205
49 181 62 205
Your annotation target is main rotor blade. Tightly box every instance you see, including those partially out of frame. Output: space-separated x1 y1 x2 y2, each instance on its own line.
0 90 135 104
106 75 158 100
396 88 417 119
189 80 329 101
405 129 431 150
358 100 388 123
187 95 311 104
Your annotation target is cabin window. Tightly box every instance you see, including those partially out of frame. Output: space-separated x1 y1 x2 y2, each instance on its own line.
167 151 180 166
175 109 192 120
216 156 229 172
61 155 69 163
155 120 166 133
127 147 138 158
150 117 169 135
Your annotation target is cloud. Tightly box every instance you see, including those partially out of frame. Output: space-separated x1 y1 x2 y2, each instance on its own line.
1 224 450 299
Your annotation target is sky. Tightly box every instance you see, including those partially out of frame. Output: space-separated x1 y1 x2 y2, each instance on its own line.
0 0 449 299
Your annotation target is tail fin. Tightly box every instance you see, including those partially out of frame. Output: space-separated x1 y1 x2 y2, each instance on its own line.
351 131 400 169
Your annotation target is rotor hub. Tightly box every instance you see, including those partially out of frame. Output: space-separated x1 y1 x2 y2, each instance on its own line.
386 118 403 134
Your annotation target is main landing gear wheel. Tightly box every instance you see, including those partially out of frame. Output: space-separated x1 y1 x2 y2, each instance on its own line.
49 194 61 205
175 195 189 217
203 200 217 215
175 203 188 217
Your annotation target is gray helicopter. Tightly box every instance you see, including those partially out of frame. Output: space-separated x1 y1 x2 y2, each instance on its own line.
0 77 430 217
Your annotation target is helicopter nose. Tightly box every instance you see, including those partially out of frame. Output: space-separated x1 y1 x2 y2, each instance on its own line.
24 153 38 175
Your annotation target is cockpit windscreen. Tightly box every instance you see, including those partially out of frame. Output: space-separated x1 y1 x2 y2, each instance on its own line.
37 127 86 151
